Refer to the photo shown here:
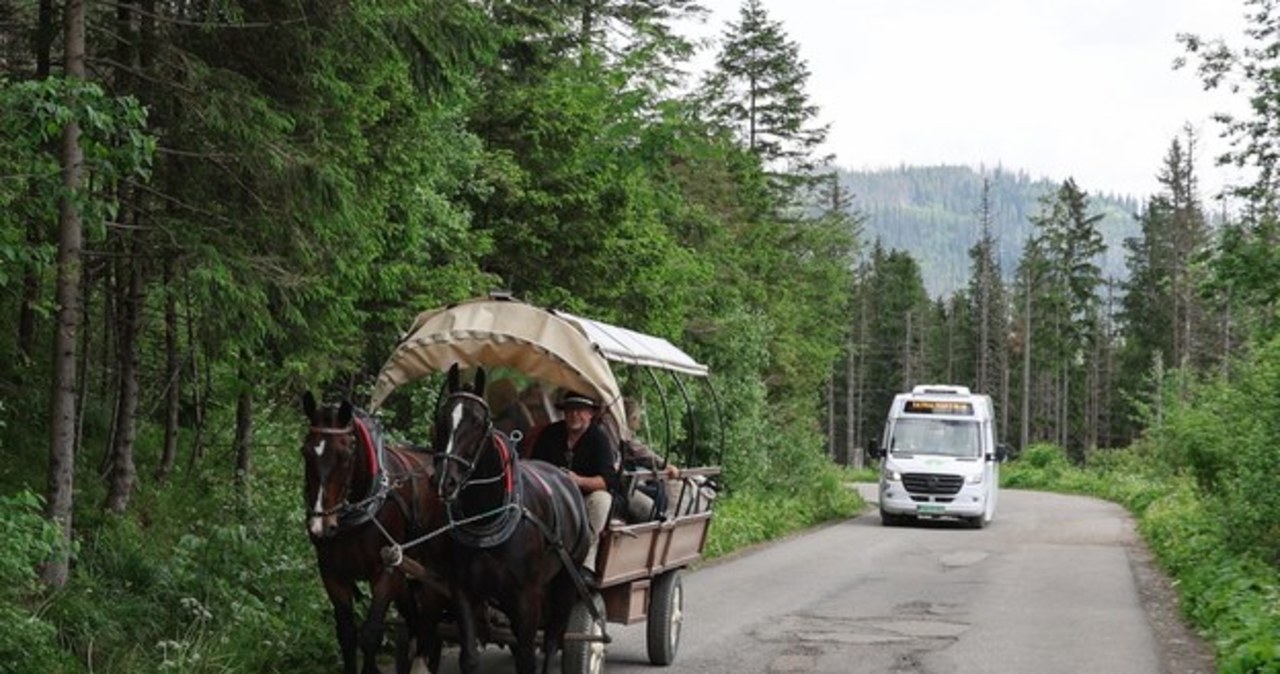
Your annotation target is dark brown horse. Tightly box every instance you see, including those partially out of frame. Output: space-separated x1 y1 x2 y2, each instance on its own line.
300 392 448 674
434 365 594 674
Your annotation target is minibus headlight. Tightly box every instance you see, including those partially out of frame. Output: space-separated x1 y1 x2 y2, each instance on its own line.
967 472 984 484
881 466 901 482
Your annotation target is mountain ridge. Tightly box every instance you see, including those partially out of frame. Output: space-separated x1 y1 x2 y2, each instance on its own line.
839 164 1143 298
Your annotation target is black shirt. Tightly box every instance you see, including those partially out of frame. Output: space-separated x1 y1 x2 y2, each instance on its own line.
532 420 622 496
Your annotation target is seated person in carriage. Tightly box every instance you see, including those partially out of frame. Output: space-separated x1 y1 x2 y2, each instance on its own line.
612 398 680 523
483 377 535 446
530 391 623 573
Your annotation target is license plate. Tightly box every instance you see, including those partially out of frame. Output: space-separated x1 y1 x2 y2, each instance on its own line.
917 504 946 515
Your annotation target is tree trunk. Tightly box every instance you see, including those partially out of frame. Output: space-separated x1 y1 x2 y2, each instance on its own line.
845 335 857 468
825 373 835 459
186 296 206 469
1000 345 1011 445
42 0 87 590
104 236 142 514
1060 362 1070 455
1020 281 1031 452
233 387 253 493
848 282 868 466
903 309 913 387
158 260 180 482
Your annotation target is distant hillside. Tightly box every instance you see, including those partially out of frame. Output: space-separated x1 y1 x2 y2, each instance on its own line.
840 165 1143 298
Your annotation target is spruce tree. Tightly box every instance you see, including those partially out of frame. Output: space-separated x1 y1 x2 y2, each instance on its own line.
700 0 830 200
967 178 1007 396
1179 0 1280 335
1027 179 1107 456
1116 129 1213 441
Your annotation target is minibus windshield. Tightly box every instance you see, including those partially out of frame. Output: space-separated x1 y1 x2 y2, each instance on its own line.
890 418 980 458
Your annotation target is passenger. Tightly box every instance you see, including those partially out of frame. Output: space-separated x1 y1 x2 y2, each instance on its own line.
618 398 679 522
484 378 533 445
520 382 554 429
531 391 623 573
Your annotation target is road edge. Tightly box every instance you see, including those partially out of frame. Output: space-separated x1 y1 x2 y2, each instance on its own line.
1126 536 1217 674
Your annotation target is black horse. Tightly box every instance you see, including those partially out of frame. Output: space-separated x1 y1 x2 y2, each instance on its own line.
300 392 449 674
433 365 593 674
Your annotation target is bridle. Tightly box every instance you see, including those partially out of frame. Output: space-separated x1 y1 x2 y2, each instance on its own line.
435 389 522 547
304 419 393 522
305 424 359 519
435 391 501 500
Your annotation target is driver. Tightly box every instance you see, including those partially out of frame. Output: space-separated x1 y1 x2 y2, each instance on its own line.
531 391 622 574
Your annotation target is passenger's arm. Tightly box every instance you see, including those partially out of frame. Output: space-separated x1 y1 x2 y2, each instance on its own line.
570 472 607 493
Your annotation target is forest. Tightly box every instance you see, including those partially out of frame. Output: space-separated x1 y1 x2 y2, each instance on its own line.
840 164 1144 297
1 0 1278 672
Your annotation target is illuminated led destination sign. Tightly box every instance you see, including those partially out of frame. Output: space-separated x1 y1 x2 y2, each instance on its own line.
903 400 974 415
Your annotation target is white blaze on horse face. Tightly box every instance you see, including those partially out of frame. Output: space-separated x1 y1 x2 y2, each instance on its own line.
308 484 325 537
307 437 327 537
443 403 464 455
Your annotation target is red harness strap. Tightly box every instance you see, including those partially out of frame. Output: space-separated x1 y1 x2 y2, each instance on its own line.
493 432 516 495
353 417 379 476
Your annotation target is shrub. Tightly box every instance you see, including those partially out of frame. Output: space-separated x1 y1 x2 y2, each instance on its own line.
1001 443 1070 488
0 491 75 673
705 463 862 559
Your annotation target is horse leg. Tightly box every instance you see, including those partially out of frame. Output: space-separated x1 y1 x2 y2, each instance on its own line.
406 581 448 674
393 593 423 674
359 571 405 674
321 575 360 674
541 572 577 674
451 587 482 674
509 588 545 674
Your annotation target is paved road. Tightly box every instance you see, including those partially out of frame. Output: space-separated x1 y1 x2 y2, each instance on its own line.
416 486 1208 673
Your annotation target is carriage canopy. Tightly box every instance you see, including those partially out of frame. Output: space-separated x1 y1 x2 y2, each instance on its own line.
367 296 708 424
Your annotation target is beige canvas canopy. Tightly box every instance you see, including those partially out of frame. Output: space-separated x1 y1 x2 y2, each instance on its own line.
367 297 708 425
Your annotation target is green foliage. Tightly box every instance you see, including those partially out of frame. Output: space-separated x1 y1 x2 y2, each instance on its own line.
0 77 154 289
0 492 70 673
1001 442 1070 485
0 1 868 670
847 245 931 443
704 465 863 559
1142 481 1280 674
1178 3 1280 338
41 454 335 673
1143 335 1280 564
700 0 830 197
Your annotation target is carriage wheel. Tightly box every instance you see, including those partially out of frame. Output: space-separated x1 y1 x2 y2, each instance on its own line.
646 570 684 666
562 592 606 674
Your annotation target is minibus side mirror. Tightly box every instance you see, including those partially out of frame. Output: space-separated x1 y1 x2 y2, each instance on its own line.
867 438 883 460
996 442 1011 462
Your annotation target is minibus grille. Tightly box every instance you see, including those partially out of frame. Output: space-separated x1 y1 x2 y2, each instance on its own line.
902 473 964 495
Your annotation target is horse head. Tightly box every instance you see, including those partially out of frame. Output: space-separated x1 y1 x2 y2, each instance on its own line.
433 364 495 502
300 391 367 540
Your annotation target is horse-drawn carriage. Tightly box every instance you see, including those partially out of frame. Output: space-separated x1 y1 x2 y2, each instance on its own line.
300 294 721 674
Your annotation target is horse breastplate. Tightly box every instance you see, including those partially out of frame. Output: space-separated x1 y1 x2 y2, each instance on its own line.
447 433 523 549
336 475 390 529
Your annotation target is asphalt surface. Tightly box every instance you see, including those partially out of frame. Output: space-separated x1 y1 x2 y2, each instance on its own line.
401 485 1214 674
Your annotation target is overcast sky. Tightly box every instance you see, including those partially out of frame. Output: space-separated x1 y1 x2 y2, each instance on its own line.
685 0 1251 202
